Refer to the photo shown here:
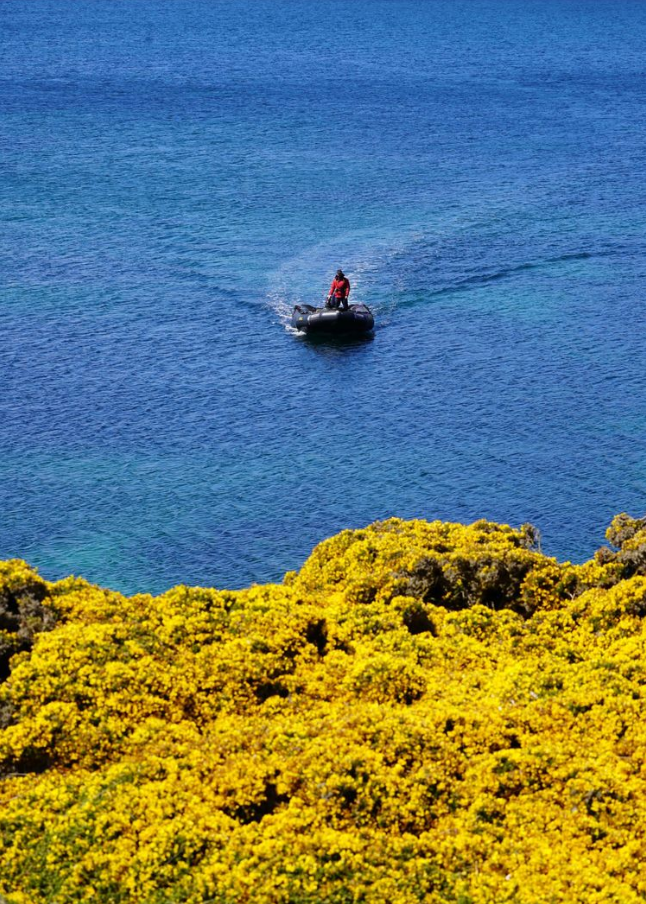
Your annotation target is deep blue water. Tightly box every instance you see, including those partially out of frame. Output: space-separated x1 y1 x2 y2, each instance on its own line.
2 0 646 595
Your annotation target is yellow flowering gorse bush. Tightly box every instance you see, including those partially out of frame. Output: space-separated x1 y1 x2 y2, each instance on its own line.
1 516 646 903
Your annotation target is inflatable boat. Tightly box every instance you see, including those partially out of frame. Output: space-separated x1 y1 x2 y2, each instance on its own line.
291 303 374 336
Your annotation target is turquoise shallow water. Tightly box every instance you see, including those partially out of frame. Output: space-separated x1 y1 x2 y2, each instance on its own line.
2 0 646 594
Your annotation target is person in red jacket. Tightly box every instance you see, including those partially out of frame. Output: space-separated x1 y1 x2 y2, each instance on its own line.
326 269 351 310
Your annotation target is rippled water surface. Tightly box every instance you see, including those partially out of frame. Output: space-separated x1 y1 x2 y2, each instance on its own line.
2 0 646 593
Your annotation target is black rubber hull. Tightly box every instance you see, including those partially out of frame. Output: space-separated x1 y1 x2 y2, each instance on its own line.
291 304 374 335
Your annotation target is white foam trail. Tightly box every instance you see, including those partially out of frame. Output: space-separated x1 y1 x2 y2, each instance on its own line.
265 225 426 329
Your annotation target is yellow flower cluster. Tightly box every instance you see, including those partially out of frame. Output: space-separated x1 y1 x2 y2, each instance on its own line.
1 517 646 903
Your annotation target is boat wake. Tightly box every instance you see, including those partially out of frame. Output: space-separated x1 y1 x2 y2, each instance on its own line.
264 206 628 333
264 226 425 331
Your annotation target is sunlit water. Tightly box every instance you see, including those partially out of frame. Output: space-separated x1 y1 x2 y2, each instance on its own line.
2 0 646 594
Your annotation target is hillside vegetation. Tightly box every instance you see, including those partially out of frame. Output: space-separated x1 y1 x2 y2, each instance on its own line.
2 515 646 904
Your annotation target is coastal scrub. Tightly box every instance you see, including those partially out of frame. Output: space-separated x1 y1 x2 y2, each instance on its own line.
1 517 645 903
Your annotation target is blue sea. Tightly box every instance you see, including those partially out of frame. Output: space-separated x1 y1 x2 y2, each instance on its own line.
2 0 645 595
